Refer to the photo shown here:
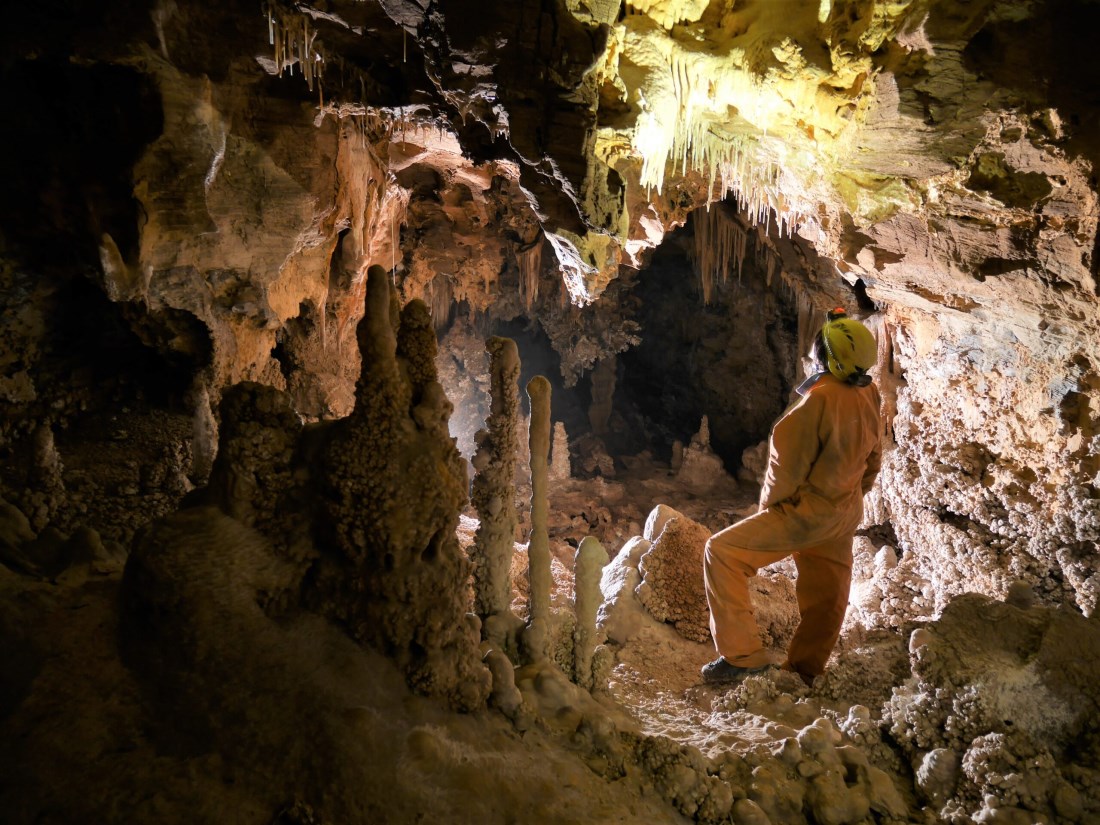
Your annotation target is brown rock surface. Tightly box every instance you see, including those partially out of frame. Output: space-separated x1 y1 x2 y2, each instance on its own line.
2 0 1100 822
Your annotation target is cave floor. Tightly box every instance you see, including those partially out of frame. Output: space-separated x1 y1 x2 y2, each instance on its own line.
533 459 916 796
1 455 923 824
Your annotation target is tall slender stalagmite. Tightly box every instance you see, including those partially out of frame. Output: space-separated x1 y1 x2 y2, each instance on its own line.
549 421 571 482
588 356 616 435
470 336 521 618
525 376 552 658
573 536 609 690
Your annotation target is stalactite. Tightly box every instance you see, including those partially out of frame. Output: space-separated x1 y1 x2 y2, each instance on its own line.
796 288 818 374
266 3 326 102
517 240 543 313
692 204 747 305
326 112 408 354
523 376 552 662
636 45 809 237
428 275 452 331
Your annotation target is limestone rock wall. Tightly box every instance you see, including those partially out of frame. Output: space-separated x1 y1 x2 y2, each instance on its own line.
847 100 1100 617
863 309 1100 623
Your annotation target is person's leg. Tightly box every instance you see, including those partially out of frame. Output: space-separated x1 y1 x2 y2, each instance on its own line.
786 537 853 679
704 527 789 668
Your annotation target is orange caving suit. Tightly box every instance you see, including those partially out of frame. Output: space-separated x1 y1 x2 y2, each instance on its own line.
704 373 882 679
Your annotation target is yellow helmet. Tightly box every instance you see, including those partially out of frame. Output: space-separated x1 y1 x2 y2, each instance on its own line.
822 308 877 386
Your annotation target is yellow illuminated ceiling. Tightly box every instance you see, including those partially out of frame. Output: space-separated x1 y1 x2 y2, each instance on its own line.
556 0 936 301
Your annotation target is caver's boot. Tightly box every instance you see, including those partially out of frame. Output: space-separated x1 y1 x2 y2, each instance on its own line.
700 657 773 684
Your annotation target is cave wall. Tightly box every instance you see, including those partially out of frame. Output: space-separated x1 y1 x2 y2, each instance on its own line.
867 307 1100 620
1 0 1097 617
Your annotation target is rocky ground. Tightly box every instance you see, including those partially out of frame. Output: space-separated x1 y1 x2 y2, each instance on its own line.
2 446 1099 824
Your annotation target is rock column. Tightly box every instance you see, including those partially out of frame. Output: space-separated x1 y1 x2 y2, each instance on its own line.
573 535 609 690
525 376 552 658
470 336 521 618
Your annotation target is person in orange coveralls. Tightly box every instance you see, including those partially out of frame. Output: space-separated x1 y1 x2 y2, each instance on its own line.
701 309 882 686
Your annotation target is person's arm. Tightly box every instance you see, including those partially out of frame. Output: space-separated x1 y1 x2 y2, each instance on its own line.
861 385 883 494
861 437 882 494
759 393 824 510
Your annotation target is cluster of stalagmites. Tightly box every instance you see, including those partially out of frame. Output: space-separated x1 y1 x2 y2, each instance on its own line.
92 265 1100 825
465 330 612 700
108 264 727 821
124 265 490 711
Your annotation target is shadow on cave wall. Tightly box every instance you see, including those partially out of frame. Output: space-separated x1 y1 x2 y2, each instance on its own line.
0 59 163 267
615 216 801 472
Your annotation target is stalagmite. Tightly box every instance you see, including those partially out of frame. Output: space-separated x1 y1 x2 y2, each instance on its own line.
588 356 616 435
573 536 609 690
30 423 64 512
524 376 552 660
470 337 521 623
483 648 523 719
548 421 571 482
677 415 731 492
311 265 488 710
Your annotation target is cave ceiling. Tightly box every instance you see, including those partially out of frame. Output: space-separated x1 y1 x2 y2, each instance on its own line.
266 0 1100 323
2 0 1098 399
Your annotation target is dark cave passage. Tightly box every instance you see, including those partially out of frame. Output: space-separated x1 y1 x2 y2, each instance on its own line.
615 211 801 472
433 207 806 477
